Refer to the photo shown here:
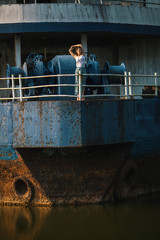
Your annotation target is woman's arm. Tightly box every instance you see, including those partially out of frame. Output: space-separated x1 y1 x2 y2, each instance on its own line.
71 44 82 48
69 46 77 58
72 44 85 56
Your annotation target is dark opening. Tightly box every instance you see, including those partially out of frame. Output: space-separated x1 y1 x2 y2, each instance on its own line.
14 179 28 195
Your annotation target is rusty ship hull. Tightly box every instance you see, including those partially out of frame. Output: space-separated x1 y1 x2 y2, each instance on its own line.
1 98 160 206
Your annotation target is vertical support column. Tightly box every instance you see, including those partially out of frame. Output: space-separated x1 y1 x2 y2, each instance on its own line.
14 34 21 68
128 72 132 98
78 71 82 101
155 72 158 96
11 74 15 102
81 33 88 58
19 75 23 102
124 71 129 99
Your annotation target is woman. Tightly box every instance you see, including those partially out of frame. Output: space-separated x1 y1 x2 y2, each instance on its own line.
69 44 86 100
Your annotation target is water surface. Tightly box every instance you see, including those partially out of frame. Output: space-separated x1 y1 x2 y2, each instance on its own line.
0 194 160 240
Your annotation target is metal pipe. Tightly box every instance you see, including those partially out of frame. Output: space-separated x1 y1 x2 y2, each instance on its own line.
19 74 23 102
128 72 132 97
124 72 129 99
155 72 158 96
79 71 82 101
11 74 15 102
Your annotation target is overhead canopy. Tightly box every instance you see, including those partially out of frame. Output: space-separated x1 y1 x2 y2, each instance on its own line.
0 3 160 35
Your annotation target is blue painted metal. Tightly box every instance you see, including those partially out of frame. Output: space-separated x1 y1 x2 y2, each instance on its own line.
0 23 160 36
87 54 100 85
86 54 101 94
0 145 18 161
1 98 160 158
47 55 76 95
103 61 126 84
6 64 26 86
102 61 110 95
131 98 160 156
0 102 13 145
12 101 81 147
81 100 136 145
6 64 26 78
12 100 136 147
25 53 54 96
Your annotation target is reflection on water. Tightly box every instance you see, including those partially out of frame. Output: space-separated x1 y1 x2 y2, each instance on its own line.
1 194 160 240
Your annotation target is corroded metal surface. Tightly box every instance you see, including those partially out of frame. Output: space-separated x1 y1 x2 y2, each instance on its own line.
0 151 51 206
0 102 12 145
12 100 136 148
0 99 160 205
0 145 160 206
1 98 160 152
13 101 81 147
0 146 17 161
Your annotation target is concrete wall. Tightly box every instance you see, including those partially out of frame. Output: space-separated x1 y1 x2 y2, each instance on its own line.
0 3 159 26
1 1 160 7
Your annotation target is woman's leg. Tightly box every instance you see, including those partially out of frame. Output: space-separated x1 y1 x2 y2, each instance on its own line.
75 68 79 99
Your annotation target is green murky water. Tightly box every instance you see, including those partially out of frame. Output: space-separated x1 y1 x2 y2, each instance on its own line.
0 194 160 240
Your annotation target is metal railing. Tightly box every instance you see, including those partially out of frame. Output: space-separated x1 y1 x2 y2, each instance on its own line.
0 72 160 101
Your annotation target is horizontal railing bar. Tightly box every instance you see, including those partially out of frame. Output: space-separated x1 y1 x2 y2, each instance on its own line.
83 73 124 77
22 84 160 90
22 84 78 90
131 75 157 77
0 77 12 80
0 88 12 90
130 84 159 87
21 74 78 79
84 94 122 97
0 88 20 90
0 97 18 100
0 74 160 81
130 94 156 96
22 94 76 99
1 84 160 91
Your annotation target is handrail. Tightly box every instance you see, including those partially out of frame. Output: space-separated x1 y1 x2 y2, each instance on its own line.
0 72 160 101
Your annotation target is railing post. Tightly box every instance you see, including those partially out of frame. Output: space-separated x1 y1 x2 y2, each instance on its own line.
19 74 23 102
155 72 158 96
128 72 132 98
79 71 82 101
11 74 15 101
124 71 129 99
